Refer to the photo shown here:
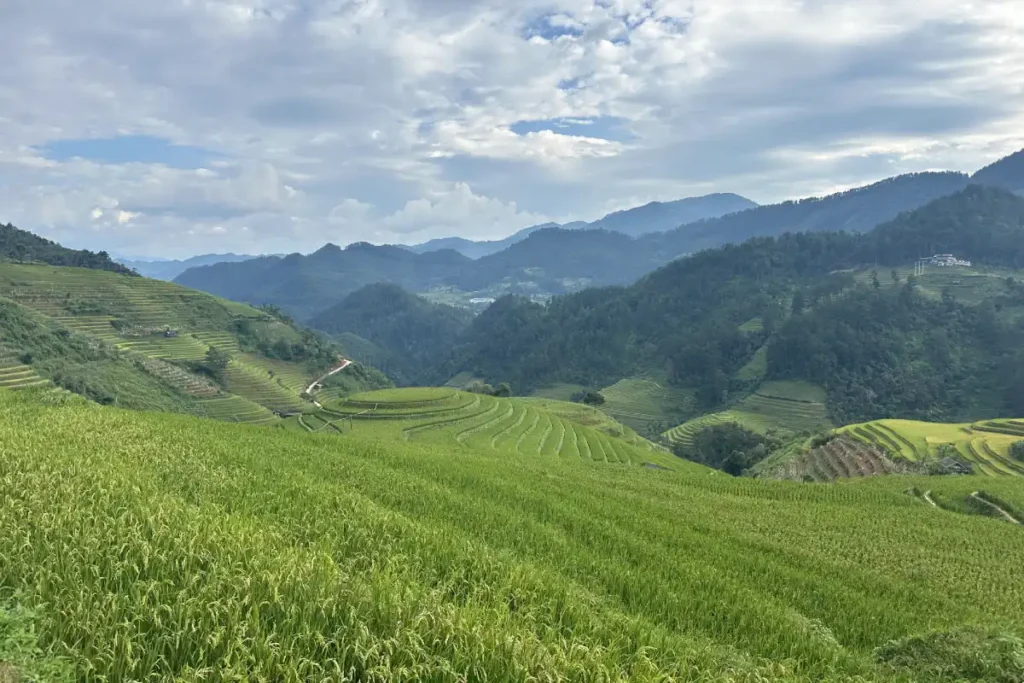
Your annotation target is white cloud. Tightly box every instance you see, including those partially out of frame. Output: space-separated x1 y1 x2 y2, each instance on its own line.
0 0 1021 257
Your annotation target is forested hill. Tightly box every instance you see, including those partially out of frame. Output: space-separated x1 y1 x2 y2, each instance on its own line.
308 283 473 385
175 243 474 320
437 186 1024 422
1 222 135 275
972 148 1024 194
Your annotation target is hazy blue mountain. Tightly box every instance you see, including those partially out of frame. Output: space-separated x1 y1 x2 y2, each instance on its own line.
587 193 758 237
406 224 555 259
405 194 755 258
118 253 260 280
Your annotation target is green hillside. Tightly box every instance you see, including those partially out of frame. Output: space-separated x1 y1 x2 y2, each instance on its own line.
2 387 1024 680
0 263 386 423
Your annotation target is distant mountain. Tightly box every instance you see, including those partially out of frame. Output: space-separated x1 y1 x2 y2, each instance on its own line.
1 221 135 275
647 172 972 260
406 224 555 259
405 194 755 259
308 283 474 385
587 193 758 237
175 243 474 321
118 253 260 281
973 149 1024 194
174 149 1024 321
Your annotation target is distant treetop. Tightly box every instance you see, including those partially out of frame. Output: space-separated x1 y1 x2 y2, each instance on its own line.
0 222 136 276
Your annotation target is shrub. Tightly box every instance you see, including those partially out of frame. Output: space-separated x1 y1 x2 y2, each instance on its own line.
875 626 1024 682
1011 441 1024 463
570 390 606 406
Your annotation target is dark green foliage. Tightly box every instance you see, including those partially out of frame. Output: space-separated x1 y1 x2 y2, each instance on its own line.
0 597 73 682
1011 441 1024 463
767 284 1023 423
973 148 1024 193
467 381 497 396
875 627 1024 682
0 222 135 275
201 347 230 382
494 382 512 398
308 283 473 385
572 390 606 406
672 423 780 475
319 363 392 397
233 319 340 374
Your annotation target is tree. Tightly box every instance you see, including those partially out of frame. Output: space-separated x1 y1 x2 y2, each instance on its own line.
871 270 881 290
202 346 231 381
571 390 605 405
494 382 512 398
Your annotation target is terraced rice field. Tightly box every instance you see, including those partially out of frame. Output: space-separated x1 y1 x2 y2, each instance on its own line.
0 358 50 390
0 263 319 424
224 360 308 414
841 418 1024 477
196 395 279 425
322 388 681 469
597 377 696 433
734 345 767 381
137 358 220 398
762 437 909 482
663 381 832 447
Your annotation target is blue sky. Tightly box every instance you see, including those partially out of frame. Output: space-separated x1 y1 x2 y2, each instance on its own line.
0 0 1022 258
39 136 220 169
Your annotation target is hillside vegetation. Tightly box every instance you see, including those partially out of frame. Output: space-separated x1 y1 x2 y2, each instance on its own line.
1 221 133 275
0 262 388 423
308 283 473 385
443 187 1024 426
2 387 1024 680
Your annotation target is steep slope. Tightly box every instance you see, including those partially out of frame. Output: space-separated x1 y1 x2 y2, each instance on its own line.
587 193 758 236
972 148 1024 193
3 387 1024 680
308 283 474 385
0 261 388 423
1 221 134 275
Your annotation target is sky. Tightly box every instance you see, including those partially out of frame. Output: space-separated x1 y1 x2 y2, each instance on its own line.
1 0 1023 259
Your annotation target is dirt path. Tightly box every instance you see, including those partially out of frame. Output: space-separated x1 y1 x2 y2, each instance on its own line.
971 491 1021 525
305 357 352 407
922 490 938 508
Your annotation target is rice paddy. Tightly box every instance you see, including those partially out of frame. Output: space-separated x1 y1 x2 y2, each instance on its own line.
663 381 832 447
1 387 1023 681
840 418 1024 477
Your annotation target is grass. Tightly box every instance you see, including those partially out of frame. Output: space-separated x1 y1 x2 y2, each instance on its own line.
735 345 768 381
840 418 1024 477
2 388 1024 680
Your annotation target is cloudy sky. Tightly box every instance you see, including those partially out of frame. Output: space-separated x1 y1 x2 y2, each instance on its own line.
2 0 1022 259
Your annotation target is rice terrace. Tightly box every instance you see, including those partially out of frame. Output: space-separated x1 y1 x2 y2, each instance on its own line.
5 8 1024 680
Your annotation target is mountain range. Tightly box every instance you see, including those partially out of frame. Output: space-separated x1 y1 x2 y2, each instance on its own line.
174 147 1024 321
406 192 757 258
117 253 265 280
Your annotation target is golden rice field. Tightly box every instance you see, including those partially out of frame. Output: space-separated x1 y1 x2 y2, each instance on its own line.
1 388 1023 681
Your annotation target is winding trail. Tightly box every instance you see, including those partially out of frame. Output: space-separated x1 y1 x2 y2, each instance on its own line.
922 490 938 508
971 491 1021 525
305 357 352 407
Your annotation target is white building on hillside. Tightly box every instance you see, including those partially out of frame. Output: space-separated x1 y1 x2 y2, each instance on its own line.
926 254 972 267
